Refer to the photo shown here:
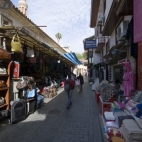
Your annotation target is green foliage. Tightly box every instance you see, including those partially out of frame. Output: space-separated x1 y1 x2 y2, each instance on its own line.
55 33 62 43
75 52 87 60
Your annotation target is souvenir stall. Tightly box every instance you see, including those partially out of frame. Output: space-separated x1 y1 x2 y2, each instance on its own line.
0 27 74 124
94 61 142 142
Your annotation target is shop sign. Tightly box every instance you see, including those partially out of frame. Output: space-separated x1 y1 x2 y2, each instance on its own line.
118 59 127 64
84 40 96 49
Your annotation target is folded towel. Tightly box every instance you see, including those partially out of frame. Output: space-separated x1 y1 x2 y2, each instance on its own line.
104 111 115 121
114 111 126 123
120 127 138 142
118 115 134 127
123 119 142 140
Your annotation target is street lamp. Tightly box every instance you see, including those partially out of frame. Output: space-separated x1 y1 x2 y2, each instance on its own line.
0 0 13 9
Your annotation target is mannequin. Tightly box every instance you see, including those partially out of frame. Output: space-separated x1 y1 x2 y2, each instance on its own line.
122 62 134 97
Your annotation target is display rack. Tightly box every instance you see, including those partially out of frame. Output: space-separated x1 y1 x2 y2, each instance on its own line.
0 62 10 110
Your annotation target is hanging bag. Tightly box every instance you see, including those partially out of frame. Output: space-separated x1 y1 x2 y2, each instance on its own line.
11 34 21 52
26 48 34 57
0 97 5 106
0 47 11 60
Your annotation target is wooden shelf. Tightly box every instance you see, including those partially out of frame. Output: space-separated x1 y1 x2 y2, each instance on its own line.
0 103 8 109
0 74 9 77
0 87 9 91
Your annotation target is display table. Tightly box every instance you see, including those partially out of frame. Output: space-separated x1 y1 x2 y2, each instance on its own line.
99 96 111 114
94 90 100 103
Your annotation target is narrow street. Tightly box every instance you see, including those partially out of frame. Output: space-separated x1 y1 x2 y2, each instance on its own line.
0 77 104 142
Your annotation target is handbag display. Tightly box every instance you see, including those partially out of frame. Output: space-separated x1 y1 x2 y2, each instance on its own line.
11 34 21 52
0 47 11 60
26 48 34 57
0 68 7 74
0 97 5 106
16 80 28 90
0 80 6 87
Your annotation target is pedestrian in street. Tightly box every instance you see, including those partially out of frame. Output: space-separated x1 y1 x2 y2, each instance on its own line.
77 73 84 91
64 74 75 109
75 78 81 93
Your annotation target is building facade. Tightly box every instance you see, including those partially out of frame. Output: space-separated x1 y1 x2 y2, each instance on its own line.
88 0 135 84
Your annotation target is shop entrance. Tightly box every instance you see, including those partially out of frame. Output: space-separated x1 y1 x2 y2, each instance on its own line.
113 65 123 84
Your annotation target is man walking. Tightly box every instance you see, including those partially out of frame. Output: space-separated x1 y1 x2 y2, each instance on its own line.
64 74 75 109
77 73 84 91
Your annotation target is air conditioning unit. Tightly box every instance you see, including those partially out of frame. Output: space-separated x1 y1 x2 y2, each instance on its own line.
116 20 129 41
97 13 103 25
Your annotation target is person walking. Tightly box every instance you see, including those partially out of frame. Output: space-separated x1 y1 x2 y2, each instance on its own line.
75 78 81 93
77 73 84 91
64 74 75 109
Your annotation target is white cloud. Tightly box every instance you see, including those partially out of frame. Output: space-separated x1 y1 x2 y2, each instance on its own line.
11 0 94 53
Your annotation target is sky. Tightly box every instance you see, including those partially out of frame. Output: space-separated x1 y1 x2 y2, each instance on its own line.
11 0 94 53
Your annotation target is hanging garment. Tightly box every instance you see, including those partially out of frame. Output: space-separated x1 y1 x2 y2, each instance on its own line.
122 62 134 96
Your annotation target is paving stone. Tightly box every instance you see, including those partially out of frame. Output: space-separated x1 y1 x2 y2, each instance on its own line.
0 77 104 142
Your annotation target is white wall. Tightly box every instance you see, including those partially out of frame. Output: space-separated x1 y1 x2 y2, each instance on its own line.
109 30 116 48
105 0 113 23
93 49 100 64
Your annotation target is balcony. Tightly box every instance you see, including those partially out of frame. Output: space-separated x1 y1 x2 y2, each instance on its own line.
90 0 101 28
95 33 105 53
116 0 133 16
102 0 122 36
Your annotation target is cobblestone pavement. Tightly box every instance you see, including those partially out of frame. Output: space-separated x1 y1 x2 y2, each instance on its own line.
0 77 104 142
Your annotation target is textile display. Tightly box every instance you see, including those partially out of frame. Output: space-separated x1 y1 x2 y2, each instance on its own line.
114 111 126 124
106 121 119 129
135 118 142 129
96 80 115 101
107 127 121 138
104 111 115 121
111 103 124 113
122 119 142 140
118 115 135 127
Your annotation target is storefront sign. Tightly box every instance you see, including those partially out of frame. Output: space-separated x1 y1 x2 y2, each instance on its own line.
84 40 96 49
134 0 142 43
118 59 127 64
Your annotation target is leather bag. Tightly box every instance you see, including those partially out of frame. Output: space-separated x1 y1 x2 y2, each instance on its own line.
16 80 28 90
26 48 34 57
0 68 7 74
11 34 21 52
0 80 6 87
0 47 11 60
0 97 4 106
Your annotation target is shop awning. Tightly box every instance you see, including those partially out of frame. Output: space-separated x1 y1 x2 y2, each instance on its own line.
63 52 82 65
0 26 74 65
90 0 100 28
102 0 122 36
116 0 133 16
